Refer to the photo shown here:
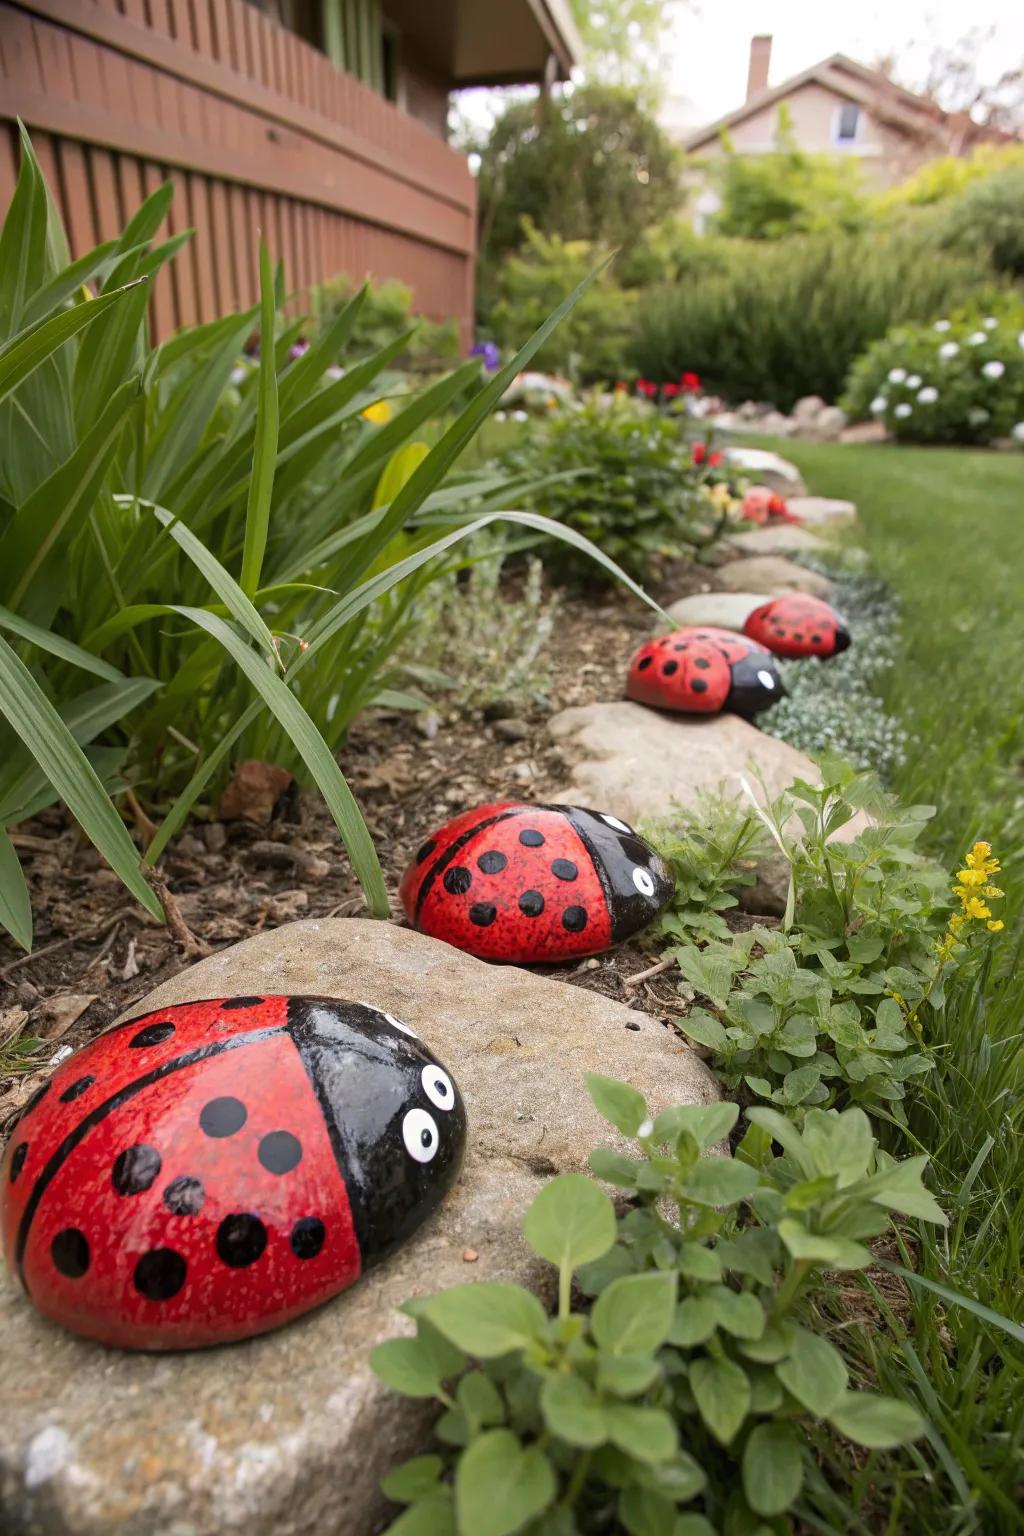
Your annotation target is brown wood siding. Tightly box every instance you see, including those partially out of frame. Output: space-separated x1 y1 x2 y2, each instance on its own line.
0 0 476 343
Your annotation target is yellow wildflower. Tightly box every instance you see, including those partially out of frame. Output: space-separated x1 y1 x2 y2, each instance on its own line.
988 920 1004 933
936 837 1006 961
362 400 392 425
546 394 558 409
954 868 987 888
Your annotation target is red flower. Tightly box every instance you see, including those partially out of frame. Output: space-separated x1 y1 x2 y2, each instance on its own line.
709 450 724 467
663 382 681 398
680 371 701 393
692 442 707 465
636 378 658 399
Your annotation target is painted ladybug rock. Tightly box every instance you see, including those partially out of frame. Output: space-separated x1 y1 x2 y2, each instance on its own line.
627 627 783 719
401 802 673 963
0 995 465 1350
744 595 851 659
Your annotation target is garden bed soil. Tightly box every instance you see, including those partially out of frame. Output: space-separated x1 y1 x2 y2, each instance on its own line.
0 581 719 1135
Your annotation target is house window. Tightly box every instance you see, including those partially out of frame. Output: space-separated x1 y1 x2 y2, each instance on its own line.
834 103 861 144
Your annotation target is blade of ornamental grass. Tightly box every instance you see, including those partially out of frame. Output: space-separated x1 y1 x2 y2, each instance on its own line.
239 241 279 600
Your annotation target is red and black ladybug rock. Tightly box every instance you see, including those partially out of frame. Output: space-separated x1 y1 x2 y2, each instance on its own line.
744 596 851 659
627 627 783 719
400 802 673 963
0 995 465 1350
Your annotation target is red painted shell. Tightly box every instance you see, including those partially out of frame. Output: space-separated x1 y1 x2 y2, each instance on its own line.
400 802 673 963
744 596 851 659
626 627 783 719
0 996 465 1350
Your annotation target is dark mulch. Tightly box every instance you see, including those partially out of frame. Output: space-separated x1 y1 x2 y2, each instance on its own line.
0 580 722 1135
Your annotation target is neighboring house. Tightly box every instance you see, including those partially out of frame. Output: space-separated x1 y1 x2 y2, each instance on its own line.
0 0 582 342
682 36 1017 225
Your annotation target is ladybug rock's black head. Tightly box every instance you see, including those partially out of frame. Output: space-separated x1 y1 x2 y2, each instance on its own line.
555 805 674 941
286 997 466 1271
726 649 785 719
833 622 851 654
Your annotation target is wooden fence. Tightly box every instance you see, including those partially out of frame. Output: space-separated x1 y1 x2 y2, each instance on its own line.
0 0 477 342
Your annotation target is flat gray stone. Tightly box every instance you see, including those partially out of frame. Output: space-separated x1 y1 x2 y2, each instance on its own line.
725 524 824 558
786 496 856 525
723 447 807 497
714 557 834 599
664 591 764 631
548 702 871 844
0 920 716 1536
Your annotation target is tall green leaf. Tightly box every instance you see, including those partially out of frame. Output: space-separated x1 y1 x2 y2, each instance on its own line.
0 825 32 951
239 241 279 598
0 633 162 920
0 283 146 405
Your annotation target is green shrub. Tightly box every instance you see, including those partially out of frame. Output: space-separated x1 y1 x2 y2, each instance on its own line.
499 394 725 584
0 129 658 951
875 141 1024 211
631 229 997 409
710 106 871 240
310 273 460 371
484 223 637 384
843 300 1024 444
940 164 1024 278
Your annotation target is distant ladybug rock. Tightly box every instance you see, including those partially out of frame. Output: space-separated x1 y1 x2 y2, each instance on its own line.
401 802 673 963
742 487 801 525
0 996 465 1350
627 627 783 719
744 596 851 659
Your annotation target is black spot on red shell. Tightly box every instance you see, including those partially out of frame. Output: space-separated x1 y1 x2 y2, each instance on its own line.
216 1213 267 1268
443 866 472 895
663 660 679 676
290 1217 326 1259
113 1143 162 1196
469 902 497 927
258 1131 303 1175
199 1096 247 1138
130 1021 175 1048
52 1227 89 1279
694 657 710 669
637 655 653 670
9 1142 27 1183
562 906 588 933
21 1082 50 1119
134 1247 186 1300
552 859 577 881
691 679 709 694
60 1075 95 1103
477 850 507 874
163 1175 205 1216
519 828 545 847
519 890 544 917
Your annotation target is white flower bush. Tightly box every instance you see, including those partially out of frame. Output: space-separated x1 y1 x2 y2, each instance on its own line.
844 303 1024 443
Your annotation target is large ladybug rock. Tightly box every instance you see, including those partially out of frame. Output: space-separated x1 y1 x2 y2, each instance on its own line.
627 627 783 719
0 995 465 1350
401 802 673 963
744 595 851 659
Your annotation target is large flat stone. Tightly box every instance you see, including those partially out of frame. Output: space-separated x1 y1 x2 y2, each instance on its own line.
786 496 856 525
548 702 871 843
714 556 834 599
724 524 824 558
723 447 807 497
664 591 764 631
549 701 822 825
0 920 716 1536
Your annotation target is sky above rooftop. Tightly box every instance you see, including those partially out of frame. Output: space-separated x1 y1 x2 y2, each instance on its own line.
663 0 1024 130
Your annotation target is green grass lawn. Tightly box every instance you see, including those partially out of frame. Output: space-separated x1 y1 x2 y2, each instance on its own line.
755 437 1024 1536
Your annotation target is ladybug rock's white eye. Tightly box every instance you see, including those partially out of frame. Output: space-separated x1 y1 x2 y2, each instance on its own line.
632 867 656 897
601 814 632 833
422 1066 455 1112
757 670 776 690
402 1108 439 1163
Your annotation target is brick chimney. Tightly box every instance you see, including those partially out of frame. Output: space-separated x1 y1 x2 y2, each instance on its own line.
746 35 772 101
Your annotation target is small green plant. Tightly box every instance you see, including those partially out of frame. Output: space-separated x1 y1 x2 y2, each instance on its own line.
309 273 460 371
371 1078 942 1535
843 300 1024 444
656 762 955 1118
501 394 724 585
406 537 561 713
642 792 771 944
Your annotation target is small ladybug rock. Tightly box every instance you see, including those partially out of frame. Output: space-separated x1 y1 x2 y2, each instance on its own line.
0 995 465 1350
744 596 851 659
741 487 801 525
627 627 783 719
401 802 672 963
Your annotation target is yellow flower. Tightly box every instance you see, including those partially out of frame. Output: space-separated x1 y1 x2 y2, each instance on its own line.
362 399 392 425
987 920 1004 932
546 394 559 409
954 868 987 888
963 897 992 921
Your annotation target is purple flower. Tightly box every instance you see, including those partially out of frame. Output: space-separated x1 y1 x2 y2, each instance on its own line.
289 339 310 360
471 341 501 372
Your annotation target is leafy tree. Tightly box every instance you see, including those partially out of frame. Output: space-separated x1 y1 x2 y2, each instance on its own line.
477 85 681 272
568 0 673 98
710 106 870 241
